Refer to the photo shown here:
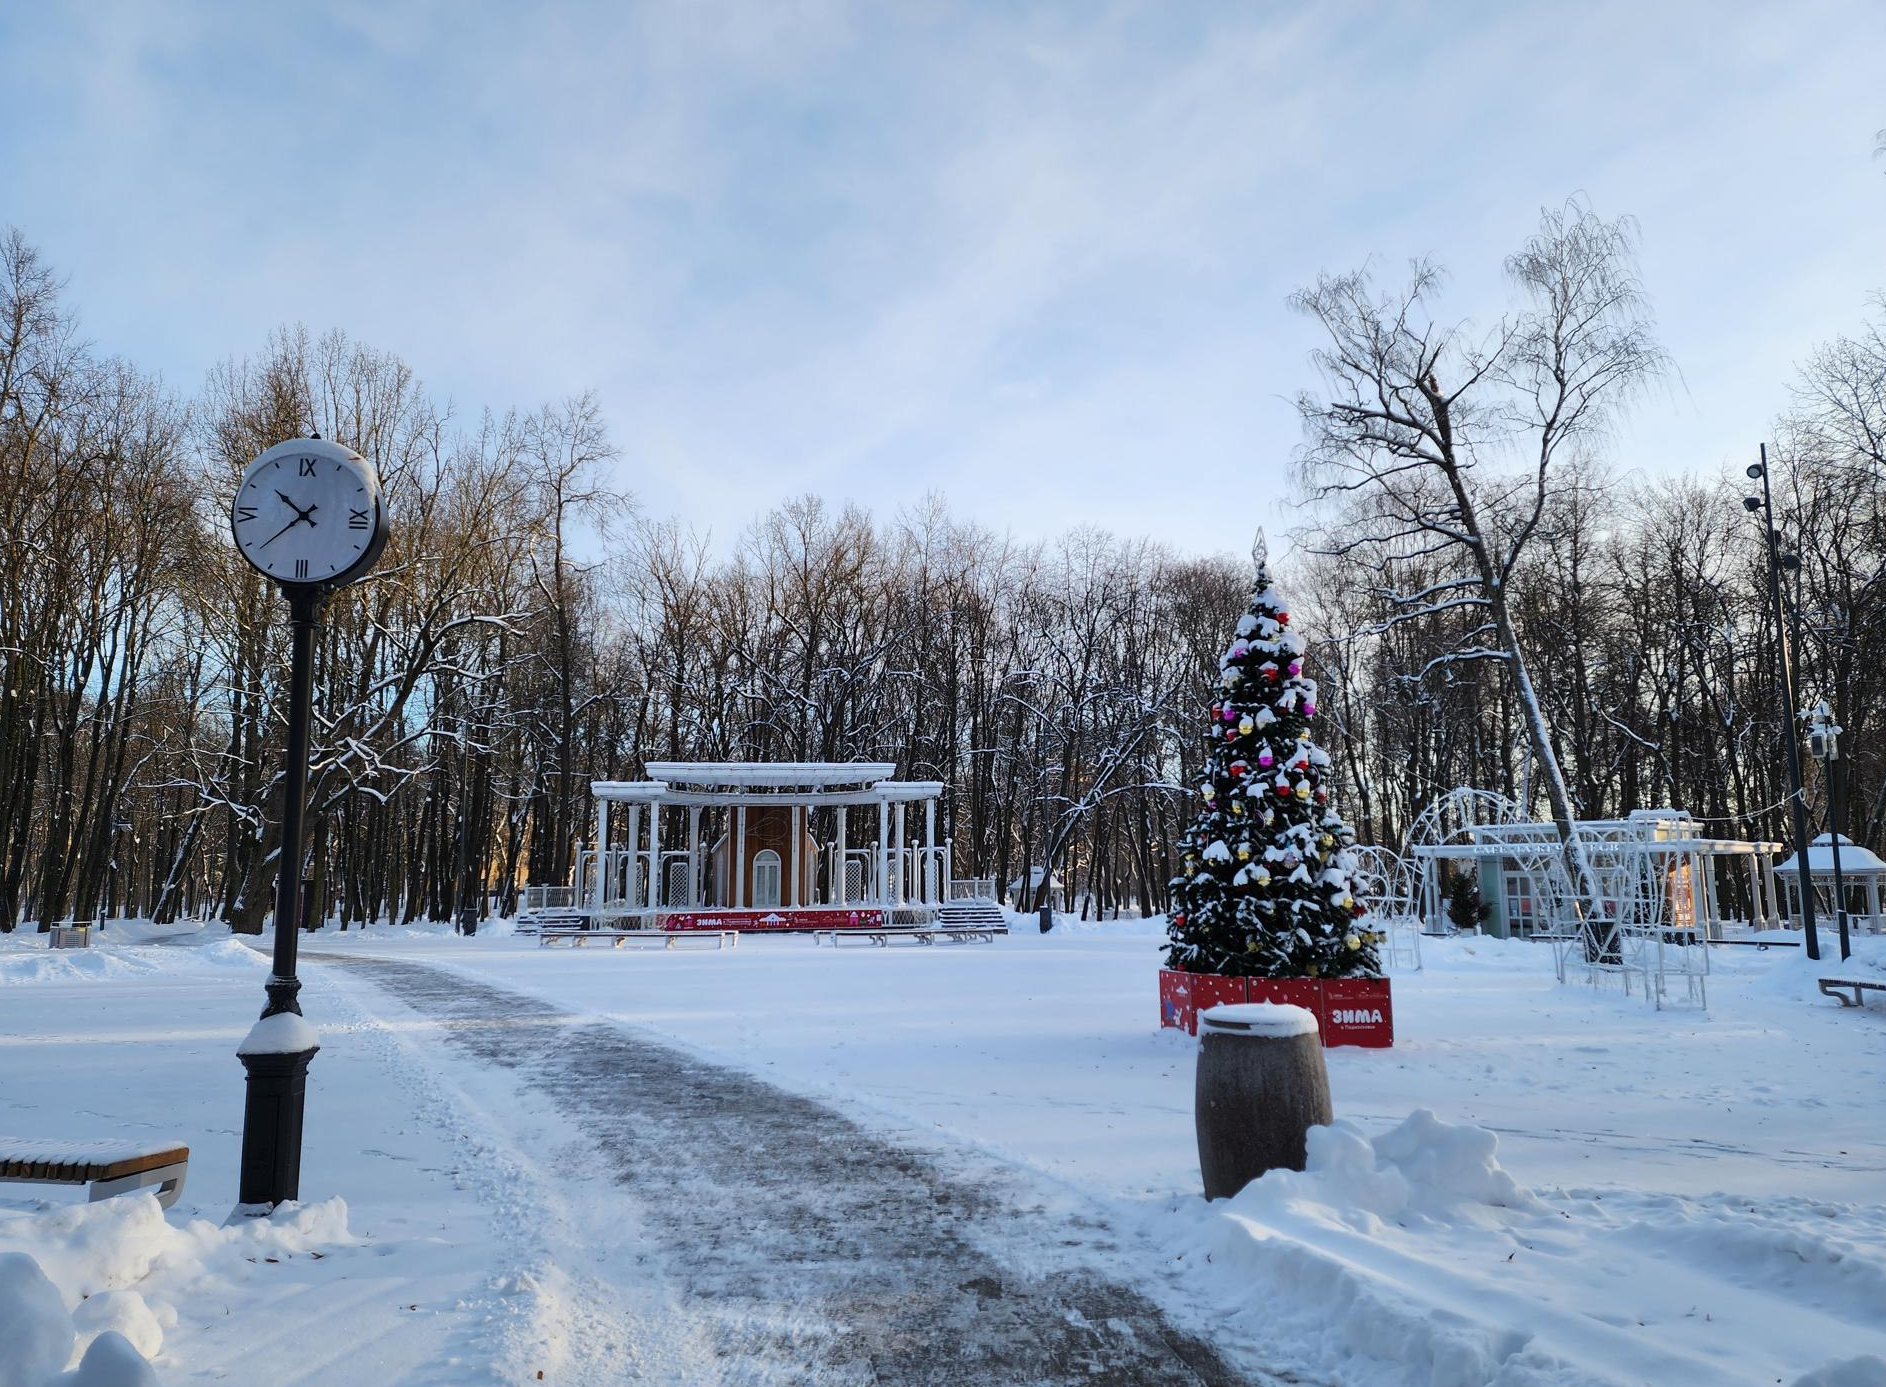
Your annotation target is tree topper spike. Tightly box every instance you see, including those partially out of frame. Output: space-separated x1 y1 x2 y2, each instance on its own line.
1251 530 1268 572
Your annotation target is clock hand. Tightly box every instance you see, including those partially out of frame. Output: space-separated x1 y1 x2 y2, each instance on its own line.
256 516 303 550
275 491 319 525
256 508 319 551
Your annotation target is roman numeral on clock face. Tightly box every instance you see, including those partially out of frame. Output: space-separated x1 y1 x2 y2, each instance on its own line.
294 559 309 579
236 506 257 523
299 458 318 477
349 508 370 530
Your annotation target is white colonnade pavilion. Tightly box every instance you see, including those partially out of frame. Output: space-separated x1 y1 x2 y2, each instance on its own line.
575 762 950 929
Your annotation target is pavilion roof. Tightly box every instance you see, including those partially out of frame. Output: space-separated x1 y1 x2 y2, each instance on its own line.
641 761 896 788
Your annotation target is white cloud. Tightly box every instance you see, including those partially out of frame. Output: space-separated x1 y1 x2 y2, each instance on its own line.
2 0 1881 560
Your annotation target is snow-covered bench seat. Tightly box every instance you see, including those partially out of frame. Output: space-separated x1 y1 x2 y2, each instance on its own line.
538 928 738 950
813 926 1007 947
0 1138 189 1209
1819 976 1885 1008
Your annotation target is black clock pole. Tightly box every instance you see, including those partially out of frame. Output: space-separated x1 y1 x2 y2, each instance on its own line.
238 583 324 1208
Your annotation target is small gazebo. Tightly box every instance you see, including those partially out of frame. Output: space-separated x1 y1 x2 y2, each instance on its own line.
575 762 951 931
1772 834 1886 933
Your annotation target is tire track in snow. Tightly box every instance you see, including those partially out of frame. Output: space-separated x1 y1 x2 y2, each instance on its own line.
316 953 1276 1387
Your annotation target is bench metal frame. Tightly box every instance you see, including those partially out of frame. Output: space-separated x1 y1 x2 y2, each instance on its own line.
813 925 1008 947
539 928 738 950
1819 976 1885 1008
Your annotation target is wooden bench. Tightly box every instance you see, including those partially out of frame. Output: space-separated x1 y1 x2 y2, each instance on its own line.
1819 976 1886 1009
813 926 1008 947
0 1139 189 1209
539 928 738 951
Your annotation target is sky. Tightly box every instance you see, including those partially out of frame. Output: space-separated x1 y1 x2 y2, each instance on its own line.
2 0 1882 563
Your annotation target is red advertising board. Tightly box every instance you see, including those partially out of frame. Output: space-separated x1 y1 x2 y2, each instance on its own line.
1245 977 1326 1031
660 908 887 932
1157 969 1197 1033
1320 976 1394 1048
1160 972 1393 1047
1157 970 1247 1036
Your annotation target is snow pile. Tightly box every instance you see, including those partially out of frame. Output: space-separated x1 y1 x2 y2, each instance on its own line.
0 950 168 988
1174 1111 1563 1387
1176 1108 1886 1386
0 1195 356 1386
0 1252 157 1386
0 927 262 988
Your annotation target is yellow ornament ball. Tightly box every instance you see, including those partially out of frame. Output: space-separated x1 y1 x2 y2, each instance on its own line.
1238 716 1254 736
1341 894 1354 908
1345 934 1361 950
1237 846 1251 861
1256 868 1271 886
1231 801 1244 816
1319 834 1333 848
1294 783 1311 800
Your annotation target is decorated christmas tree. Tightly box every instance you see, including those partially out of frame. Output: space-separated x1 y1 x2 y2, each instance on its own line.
1165 537 1380 979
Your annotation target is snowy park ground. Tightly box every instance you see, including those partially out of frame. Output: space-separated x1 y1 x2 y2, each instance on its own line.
2 916 1884 1386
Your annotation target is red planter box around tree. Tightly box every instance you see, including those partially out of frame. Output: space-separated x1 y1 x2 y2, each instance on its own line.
1158 969 1393 1048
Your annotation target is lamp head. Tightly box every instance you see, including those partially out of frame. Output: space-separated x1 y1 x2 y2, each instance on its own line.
1742 496 1762 513
1746 462 1765 480
1781 552 1802 572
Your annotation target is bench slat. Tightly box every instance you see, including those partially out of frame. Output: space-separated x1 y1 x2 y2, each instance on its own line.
0 1141 189 1183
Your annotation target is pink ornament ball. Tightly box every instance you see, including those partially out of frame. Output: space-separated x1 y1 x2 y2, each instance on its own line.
1223 708 1238 723
1287 661 1302 677
1257 750 1273 768
1303 701 1317 717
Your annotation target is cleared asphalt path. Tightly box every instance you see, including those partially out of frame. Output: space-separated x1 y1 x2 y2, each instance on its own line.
315 953 1279 1387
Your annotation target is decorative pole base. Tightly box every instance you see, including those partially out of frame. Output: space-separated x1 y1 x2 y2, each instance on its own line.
236 1038 319 1211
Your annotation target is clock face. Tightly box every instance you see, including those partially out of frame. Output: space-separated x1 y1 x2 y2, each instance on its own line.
231 440 384 587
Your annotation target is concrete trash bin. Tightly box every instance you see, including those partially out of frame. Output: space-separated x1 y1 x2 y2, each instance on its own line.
1195 1002 1333 1199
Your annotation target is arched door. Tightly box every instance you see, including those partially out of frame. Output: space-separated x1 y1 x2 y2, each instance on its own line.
752 849 782 908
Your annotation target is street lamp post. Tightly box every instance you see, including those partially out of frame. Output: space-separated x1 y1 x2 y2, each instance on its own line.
1807 702 1852 962
1744 446 1820 960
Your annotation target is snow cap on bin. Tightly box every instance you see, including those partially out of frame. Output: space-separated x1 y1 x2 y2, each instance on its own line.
1198 1002 1318 1037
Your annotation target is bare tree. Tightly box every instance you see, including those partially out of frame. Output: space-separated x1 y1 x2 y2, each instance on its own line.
1291 198 1670 940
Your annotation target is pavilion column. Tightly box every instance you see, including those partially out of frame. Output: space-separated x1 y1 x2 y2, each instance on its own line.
624 805 640 917
790 805 803 907
876 798 890 909
736 804 748 910
593 798 610 913
923 798 936 904
648 803 663 911
687 806 701 908
835 805 849 905
1869 877 1880 927
894 802 907 905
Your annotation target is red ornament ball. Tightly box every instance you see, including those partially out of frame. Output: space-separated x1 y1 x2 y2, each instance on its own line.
1277 611 1290 625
